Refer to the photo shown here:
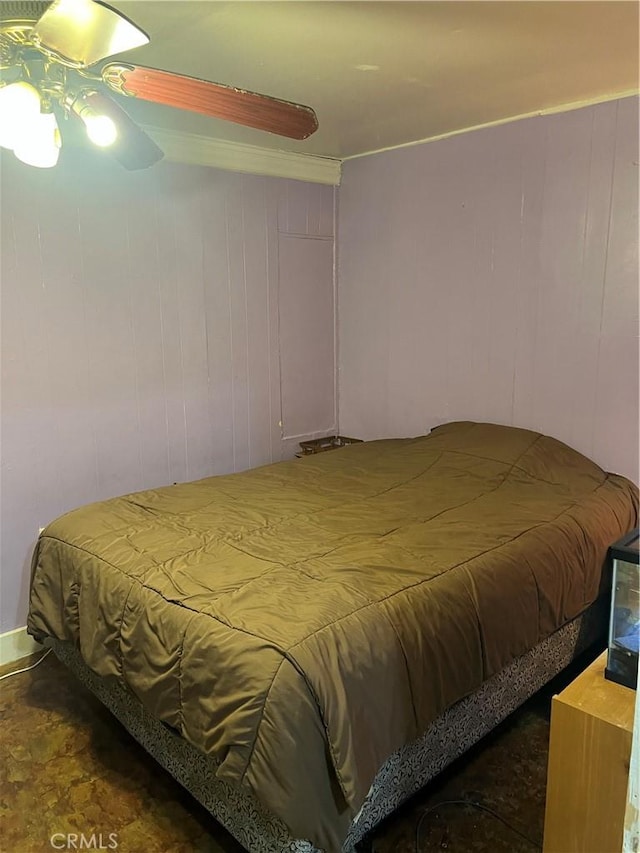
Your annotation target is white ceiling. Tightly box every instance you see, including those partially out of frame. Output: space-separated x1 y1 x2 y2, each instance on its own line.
100 1 638 161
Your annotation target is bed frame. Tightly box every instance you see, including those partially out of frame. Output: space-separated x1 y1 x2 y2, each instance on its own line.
46 598 606 853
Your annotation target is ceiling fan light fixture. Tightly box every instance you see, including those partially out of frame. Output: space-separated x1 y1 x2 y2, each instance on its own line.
3 0 317 171
80 106 118 147
0 81 42 150
70 92 118 147
84 112 117 147
13 107 61 168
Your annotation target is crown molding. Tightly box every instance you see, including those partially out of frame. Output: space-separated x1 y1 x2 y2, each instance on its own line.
142 125 342 186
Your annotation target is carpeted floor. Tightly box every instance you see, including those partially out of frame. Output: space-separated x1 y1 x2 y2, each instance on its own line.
0 645 601 853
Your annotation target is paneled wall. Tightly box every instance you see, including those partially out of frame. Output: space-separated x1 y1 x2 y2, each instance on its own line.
338 97 639 483
0 151 335 632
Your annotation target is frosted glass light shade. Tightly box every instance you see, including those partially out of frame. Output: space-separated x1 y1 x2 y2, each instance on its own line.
13 110 61 168
0 82 42 150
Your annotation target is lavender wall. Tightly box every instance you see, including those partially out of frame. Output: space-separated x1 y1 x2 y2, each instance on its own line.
0 151 335 633
338 97 639 484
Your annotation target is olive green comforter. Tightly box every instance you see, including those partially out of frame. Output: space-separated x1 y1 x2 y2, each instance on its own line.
27 422 638 850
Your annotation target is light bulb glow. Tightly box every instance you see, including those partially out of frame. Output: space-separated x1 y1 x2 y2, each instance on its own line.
83 113 118 147
0 82 42 150
13 110 61 169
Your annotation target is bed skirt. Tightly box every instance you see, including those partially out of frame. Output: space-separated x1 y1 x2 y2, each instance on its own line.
46 599 606 853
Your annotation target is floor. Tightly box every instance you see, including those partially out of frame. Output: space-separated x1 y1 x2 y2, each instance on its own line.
0 646 601 853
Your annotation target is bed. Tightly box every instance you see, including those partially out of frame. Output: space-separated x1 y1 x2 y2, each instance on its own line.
27 421 638 852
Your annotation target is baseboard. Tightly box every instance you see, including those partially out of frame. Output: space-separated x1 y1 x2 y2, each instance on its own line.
0 626 42 666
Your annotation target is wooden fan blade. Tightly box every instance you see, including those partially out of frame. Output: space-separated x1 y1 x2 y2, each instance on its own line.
101 64 319 140
73 90 163 169
33 0 148 67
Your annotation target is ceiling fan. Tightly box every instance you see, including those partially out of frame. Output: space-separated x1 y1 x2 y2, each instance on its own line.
0 0 319 170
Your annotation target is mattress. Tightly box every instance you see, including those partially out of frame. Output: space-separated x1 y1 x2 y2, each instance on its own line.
27 421 639 851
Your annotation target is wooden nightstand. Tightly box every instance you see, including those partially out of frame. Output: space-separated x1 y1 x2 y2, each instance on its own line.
542 651 634 853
